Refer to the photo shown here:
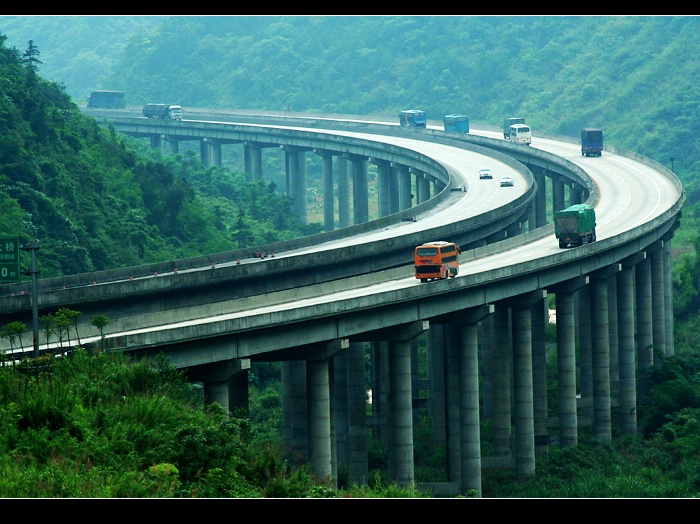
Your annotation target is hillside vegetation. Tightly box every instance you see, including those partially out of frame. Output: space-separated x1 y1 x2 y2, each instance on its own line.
1 16 700 498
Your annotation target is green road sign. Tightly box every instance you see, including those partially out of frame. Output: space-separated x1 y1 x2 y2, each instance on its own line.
0 237 20 283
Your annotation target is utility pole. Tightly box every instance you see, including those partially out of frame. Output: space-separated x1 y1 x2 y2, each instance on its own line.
20 241 40 357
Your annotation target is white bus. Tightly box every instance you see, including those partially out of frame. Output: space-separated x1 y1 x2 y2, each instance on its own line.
509 123 532 145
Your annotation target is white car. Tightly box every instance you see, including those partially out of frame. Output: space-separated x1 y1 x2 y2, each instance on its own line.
479 168 493 180
500 175 514 187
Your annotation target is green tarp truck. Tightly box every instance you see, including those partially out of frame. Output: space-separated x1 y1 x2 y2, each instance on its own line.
554 204 597 248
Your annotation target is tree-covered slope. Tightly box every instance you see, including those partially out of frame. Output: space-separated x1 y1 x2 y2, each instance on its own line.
0 34 312 278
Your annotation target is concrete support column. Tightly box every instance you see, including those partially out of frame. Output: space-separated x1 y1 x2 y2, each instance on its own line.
415 170 431 204
650 242 666 361
428 326 447 446
389 165 401 214
209 141 222 167
200 138 211 167
635 255 653 402
163 135 179 154
663 237 675 356
289 360 308 463
338 156 351 229
578 285 593 424
479 316 493 419
444 325 461 483
552 176 565 213
375 160 391 218
187 359 251 416
150 135 163 150
453 305 493 497
389 338 415 488
608 275 620 397
557 287 579 446
244 143 263 182
398 165 412 211
590 265 620 446
347 342 368 486
307 359 333 485
534 169 547 228
320 152 335 232
491 305 512 457
570 186 583 205
531 296 548 456
333 351 349 468
285 148 308 225
508 291 545 478
351 155 369 225
619 254 643 436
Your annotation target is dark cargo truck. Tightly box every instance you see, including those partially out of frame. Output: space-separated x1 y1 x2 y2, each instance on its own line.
581 128 604 157
554 203 597 248
503 117 525 139
142 104 184 120
87 90 126 108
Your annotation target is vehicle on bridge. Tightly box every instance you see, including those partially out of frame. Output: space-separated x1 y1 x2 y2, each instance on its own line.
87 90 125 108
443 114 470 133
399 109 427 128
581 127 604 157
142 103 184 120
509 123 532 145
414 241 460 282
503 116 525 139
554 203 597 248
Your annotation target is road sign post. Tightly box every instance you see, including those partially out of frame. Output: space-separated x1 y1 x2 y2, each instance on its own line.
0 237 20 283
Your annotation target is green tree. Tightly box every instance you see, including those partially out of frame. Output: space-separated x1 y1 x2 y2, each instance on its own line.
40 313 56 349
91 314 110 353
0 321 27 355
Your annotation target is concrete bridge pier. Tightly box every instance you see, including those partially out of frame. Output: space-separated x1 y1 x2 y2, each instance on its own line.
374 159 391 218
397 165 412 211
388 164 401 214
307 358 333 485
552 174 566 213
550 276 589 448
244 142 264 182
360 321 428 488
318 151 336 232
590 264 621 446
490 305 513 459
649 241 667 362
533 168 547 228
619 254 644 436
635 254 653 403
414 169 431 204
283 146 310 224
505 290 546 478
338 156 351 228
350 154 369 224
185 358 251 415
346 342 369 486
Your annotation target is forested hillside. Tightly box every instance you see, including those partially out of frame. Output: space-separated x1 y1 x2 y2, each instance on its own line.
2 15 700 348
2 16 697 173
0 33 312 277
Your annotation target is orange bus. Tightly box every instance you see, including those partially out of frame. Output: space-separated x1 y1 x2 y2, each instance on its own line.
414 241 461 282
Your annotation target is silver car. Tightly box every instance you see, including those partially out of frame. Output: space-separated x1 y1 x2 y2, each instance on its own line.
479 168 493 180
500 175 514 187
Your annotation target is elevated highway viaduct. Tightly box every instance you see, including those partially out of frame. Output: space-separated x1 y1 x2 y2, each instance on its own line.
0 110 685 496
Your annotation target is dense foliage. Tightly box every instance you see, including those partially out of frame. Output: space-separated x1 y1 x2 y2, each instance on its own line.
1 16 700 498
0 34 314 277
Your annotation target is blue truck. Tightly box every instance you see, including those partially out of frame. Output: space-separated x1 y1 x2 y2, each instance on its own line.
581 128 604 157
